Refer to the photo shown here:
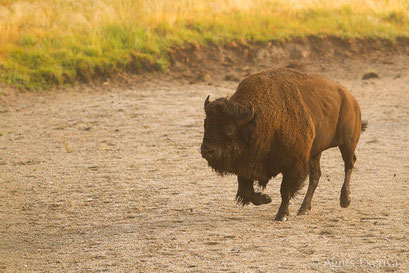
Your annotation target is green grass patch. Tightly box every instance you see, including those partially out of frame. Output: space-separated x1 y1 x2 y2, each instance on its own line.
1 0 409 90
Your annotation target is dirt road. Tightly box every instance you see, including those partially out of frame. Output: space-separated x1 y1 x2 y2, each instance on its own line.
1 54 408 272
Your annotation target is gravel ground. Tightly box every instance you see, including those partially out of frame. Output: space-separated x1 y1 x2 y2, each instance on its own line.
0 55 408 272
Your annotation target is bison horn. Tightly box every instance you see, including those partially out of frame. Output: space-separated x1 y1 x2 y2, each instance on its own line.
204 95 211 109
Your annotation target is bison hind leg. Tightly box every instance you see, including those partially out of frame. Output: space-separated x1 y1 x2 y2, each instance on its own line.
339 144 357 208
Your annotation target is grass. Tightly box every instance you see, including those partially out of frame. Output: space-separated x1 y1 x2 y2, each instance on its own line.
362 68 380 79
0 0 409 90
62 136 73 153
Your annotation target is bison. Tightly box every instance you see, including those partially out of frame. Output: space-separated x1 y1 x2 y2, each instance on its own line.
201 68 367 221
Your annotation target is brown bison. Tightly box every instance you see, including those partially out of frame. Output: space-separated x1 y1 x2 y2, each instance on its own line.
201 68 366 221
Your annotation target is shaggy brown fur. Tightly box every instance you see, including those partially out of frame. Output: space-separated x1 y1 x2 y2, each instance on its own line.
201 68 366 221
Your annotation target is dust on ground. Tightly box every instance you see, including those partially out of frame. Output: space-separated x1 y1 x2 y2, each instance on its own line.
0 49 409 272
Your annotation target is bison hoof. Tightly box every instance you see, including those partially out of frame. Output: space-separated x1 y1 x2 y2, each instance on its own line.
340 197 351 208
297 209 310 215
251 193 272 206
273 214 288 222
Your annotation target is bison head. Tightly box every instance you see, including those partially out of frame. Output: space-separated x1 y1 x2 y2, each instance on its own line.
201 95 255 175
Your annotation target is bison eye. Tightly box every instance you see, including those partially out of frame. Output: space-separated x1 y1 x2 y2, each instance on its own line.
223 124 236 137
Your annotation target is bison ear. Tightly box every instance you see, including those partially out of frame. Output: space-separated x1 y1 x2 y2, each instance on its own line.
238 103 255 125
204 95 211 110
228 102 254 125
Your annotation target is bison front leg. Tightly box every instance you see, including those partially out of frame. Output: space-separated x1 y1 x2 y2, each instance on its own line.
236 177 272 206
275 167 308 221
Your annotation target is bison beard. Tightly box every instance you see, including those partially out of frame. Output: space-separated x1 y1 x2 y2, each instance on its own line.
201 68 366 221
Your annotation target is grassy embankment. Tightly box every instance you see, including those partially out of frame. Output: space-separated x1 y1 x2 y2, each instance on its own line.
0 0 409 90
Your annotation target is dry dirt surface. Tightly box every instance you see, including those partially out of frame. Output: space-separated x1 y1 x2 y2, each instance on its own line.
1 52 409 272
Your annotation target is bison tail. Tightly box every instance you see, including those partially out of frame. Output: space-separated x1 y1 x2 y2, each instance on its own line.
361 120 368 132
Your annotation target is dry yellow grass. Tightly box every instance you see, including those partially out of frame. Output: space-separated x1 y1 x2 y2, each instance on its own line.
0 0 408 89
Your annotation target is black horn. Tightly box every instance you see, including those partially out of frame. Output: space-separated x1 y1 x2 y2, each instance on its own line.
204 95 211 109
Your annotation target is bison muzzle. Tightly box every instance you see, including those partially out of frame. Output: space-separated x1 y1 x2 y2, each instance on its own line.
201 68 367 221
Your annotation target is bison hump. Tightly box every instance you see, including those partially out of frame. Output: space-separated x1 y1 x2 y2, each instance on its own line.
232 69 315 159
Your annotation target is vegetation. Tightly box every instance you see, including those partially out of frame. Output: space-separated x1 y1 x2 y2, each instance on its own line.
1 0 409 90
